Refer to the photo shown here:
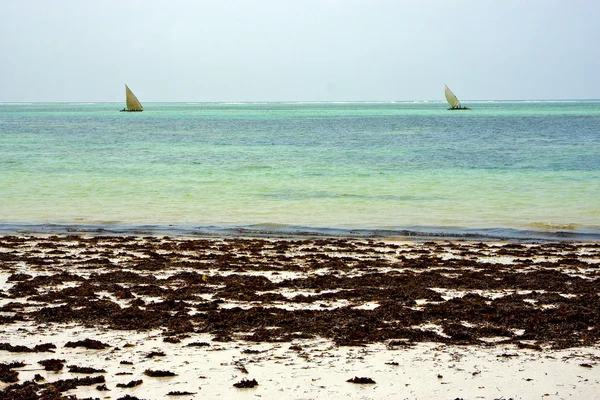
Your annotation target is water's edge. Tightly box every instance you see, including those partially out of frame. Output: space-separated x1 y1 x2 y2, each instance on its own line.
1 223 597 242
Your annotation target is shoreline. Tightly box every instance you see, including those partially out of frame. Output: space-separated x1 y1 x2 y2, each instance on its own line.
1 234 599 399
1 222 599 243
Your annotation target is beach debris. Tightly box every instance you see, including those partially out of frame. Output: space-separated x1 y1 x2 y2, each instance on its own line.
65 338 110 349
347 376 376 384
144 369 177 377
0 342 56 353
51 375 106 391
186 341 210 347
96 383 110 391
38 358 66 371
233 378 259 388
0 375 106 398
116 395 147 400
34 343 58 352
167 391 198 396
0 362 24 383
68 365 107 373
7 273 33 283
145 350 166 358
116 379 143 388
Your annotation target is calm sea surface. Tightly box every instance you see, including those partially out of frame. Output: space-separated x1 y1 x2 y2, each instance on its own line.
1 101 599 239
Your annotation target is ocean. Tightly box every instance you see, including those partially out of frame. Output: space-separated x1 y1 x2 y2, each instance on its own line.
1 101 599 240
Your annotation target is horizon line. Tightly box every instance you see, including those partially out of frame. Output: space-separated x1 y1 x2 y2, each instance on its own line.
2 98 600 104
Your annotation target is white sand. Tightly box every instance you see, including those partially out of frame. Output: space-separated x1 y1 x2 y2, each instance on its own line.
1 322 599 399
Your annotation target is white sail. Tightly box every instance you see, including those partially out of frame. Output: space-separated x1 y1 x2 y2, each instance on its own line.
125 84 143 111
444 85 462 109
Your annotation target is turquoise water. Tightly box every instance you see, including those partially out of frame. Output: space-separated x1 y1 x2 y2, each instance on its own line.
1 101 599 239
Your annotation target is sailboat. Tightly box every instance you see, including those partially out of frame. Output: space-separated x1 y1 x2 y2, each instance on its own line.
120 84 143 112
444 85 470 110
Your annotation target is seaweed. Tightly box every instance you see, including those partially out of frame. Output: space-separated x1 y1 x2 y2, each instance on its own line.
347 376 376 384
233 378 258 388
116 379 143 388
38 359 66 371
65 339 110 350
144 369 177 377
2 235 600 351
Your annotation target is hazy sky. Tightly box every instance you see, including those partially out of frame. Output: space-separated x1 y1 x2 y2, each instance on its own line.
1 0 598 102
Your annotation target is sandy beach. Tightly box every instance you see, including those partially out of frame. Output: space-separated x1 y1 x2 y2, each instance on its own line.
1 235 599 399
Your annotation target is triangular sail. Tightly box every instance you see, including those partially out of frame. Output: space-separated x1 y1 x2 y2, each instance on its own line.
444 85 462 109
125 84 143 111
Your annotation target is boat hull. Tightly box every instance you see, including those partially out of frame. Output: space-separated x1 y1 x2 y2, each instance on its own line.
448 107 470 110
120 109 143 112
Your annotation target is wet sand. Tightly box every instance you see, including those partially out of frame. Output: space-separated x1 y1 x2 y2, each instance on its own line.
1 235 599 399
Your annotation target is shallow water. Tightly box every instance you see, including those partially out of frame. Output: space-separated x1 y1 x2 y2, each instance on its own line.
1 101 599 239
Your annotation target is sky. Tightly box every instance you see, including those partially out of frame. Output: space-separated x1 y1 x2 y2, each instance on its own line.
0 0 598 102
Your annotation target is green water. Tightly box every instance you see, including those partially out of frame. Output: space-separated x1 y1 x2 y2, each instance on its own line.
1 101 599 238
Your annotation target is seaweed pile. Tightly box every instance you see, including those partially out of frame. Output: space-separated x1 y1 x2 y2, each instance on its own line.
1 236 598 348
